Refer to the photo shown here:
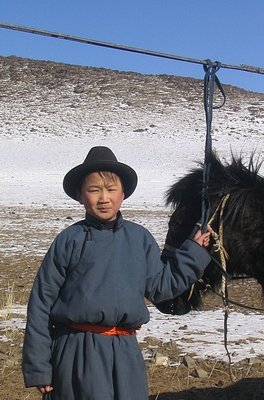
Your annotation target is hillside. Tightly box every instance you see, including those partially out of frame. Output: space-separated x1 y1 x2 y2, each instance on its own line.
1 55 264 140
1 55 264 208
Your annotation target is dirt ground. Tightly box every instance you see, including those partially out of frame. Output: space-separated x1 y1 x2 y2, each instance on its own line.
1 205 264 399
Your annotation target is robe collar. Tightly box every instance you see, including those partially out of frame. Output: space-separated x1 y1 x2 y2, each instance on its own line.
85 211 123 231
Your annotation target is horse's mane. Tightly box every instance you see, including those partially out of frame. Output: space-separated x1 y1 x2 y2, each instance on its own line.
166 151 264 227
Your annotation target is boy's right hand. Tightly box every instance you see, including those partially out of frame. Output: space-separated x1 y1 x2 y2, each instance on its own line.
193 229 211 248
37 385 54 394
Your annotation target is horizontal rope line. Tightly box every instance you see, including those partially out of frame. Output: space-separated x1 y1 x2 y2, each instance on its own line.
1 22 264 76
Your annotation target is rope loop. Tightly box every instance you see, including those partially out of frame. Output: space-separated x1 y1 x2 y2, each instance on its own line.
201 60 226 233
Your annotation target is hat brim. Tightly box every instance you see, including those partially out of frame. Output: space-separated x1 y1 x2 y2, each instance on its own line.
63 160 138 200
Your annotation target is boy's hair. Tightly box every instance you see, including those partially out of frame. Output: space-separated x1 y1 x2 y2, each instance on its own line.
77 171 124 195
97 171 124 190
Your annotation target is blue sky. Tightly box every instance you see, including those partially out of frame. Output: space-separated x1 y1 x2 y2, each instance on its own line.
1 0 264 93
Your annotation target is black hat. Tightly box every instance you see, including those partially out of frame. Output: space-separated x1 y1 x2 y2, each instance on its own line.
63 146 138 200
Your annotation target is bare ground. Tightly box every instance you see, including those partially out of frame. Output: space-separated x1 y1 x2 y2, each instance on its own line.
1 205 264 399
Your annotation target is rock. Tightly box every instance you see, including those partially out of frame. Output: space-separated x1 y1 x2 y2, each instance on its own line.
192 367 208 379
143 336 163 347
168 356 181 367
183 355 196 369
155 353 169 366
179 324 188 330
248 357 264 366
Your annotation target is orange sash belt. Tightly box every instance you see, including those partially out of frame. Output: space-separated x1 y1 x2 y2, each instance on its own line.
69 322 140 336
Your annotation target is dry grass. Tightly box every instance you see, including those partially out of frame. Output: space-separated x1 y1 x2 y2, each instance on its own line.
0 283 15 320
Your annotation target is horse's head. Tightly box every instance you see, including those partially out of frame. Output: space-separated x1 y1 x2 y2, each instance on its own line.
155 151 264 315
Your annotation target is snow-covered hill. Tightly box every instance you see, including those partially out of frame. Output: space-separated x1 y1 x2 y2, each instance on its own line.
1 55 264 207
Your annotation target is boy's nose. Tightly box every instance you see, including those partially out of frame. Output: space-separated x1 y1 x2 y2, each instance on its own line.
99 189 109 201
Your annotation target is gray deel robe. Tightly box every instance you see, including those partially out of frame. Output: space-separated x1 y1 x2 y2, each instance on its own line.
22 212 211 400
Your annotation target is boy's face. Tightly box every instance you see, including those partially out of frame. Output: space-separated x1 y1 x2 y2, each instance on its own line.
78 172 124 222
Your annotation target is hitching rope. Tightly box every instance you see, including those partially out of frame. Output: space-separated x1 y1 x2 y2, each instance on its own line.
201 60 226 233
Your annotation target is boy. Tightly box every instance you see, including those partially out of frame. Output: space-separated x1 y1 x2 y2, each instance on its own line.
22 146 211 400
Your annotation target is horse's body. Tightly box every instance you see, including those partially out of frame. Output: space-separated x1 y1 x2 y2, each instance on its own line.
156 151 264 315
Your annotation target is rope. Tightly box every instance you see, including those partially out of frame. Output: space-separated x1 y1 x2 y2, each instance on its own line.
219 198 234 381
208 193 234 381
1 23 264 76
208 194 230 265
201 61 226 233
207 285 264 312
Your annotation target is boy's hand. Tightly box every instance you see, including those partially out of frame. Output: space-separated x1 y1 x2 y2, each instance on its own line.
193 229 211 248
37 385 54 394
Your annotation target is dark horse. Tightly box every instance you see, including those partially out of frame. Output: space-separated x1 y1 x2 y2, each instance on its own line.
156 151 264 315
